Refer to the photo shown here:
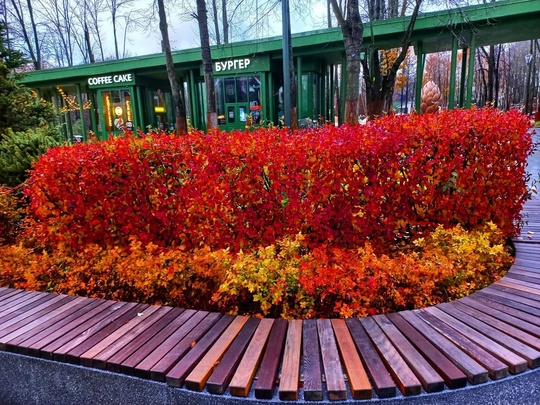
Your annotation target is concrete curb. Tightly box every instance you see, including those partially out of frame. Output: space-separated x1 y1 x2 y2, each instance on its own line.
1 351 539 405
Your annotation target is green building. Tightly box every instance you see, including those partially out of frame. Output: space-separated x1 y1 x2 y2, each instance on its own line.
20 0 540 141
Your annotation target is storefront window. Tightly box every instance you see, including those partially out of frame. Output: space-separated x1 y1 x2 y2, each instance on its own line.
216 79 226 125
101 89 133 132
224 78 236 103
215 75 262 126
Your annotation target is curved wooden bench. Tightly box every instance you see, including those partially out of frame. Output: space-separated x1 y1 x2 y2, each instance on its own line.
1 200 540 403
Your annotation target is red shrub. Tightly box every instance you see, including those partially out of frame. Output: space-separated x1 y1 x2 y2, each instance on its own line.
23 108 532 254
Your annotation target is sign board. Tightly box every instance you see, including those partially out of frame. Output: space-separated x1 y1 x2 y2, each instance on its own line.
88 72 135 88
208 55 270 76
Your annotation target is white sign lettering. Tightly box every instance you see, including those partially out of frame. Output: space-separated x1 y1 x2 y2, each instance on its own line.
215 58 251 72
88 73 133 86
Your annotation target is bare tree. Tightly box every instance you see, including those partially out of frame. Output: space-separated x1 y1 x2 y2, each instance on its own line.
7 0 41 69
361 0 422 118
156 0 188 134
107 0 140 59
194 0 218 130
329 0 363 124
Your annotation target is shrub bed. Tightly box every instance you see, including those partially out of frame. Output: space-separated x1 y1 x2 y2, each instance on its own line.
0 108 532 317
0 223 513 318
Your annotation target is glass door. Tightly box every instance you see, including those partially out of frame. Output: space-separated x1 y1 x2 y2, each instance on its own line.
216 76 261 131
98 88 136 138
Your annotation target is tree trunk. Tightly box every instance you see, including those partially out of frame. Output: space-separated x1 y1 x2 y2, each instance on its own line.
112 12 119 59
157 0 188 135
211 0 220 45
26 0 41 69
84 22 95 63
366 98 385 119
221 0 228 44
329 0 363 125
197 0 218 130
361 0 422 119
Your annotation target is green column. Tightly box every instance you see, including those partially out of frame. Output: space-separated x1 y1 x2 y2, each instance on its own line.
459 47 468 108
189 69 198 129
340 56 347 125
415 41 424 113
465 33 476 108
89 91 98 137
268 72 274 124
448 36 458 110
297 56 302 122
136 86 145 132
329 64 335 123
76 83 87 141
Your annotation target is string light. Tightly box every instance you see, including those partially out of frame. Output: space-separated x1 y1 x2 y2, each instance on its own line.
56 86 92 113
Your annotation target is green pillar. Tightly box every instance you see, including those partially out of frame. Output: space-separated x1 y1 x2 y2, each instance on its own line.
89 92 98 137
415 41 424 113
340 56 347 125
268 72 274 124
297 56 302 122
76 84 87 141
189 69 199 129
448 36 458 110
136 86 145 132
465 33 476 108
459 47 468 108
329 64 335 122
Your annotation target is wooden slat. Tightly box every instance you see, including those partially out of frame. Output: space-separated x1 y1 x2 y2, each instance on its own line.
165 314 235 387
437 303 540 369
331 319 372 399
386 312 468 389
120 309 198 376
345 318 396 398
0 289 27 305
475 290 540 318
415 309 508 379
0 292 50 320
5 296 93 351
79 305 164 368
278 319 303 401
30 300 118 359
507 271 540 284
148 312 221 382
46 301 137 361
106 307 185 372
398 311 488 385
206 317 260 394
496 278 540 297
184 316 249 391
373 315 444 393
254 318 288 399
360 316 422 396
229 318 274 397
301 319 322 401
487 284 540 306
0 296 80 348
11 298 104 356
424 306 528 374
64 303 149 364
470 294 540 329
457 298 540 344
0 294 70 335
317 319 346 400
0 290 44 315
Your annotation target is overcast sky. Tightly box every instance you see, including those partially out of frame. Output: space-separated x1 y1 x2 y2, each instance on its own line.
122 1 329 59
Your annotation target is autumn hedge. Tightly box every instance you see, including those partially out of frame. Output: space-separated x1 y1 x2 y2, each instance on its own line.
23 108 532 254
0 108 533 317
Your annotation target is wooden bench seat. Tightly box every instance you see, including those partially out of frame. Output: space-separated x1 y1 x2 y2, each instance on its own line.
1 199 540 402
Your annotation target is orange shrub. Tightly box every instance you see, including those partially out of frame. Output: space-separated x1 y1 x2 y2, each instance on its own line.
0 223 512 318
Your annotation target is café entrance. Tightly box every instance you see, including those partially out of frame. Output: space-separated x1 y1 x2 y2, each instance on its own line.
216 75 263 131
